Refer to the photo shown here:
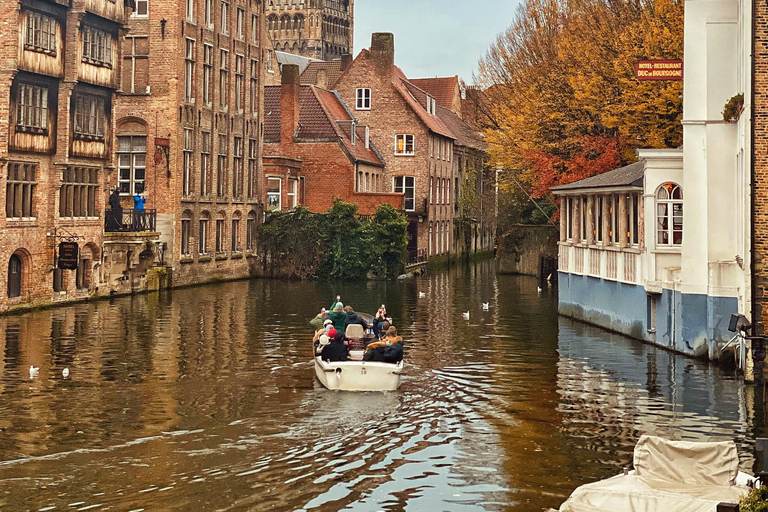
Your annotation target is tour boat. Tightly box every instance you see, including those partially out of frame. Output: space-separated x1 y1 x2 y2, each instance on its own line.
313 313 404 392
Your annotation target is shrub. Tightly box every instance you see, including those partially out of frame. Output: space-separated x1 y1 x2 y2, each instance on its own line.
741 485 768 512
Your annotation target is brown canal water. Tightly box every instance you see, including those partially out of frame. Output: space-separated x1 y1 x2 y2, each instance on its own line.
0 260 764 511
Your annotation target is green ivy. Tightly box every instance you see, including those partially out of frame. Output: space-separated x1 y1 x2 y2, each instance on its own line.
741 485 768 512
260 200 408 281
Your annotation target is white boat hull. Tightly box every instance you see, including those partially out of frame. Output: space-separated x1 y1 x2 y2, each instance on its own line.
314 356 403 391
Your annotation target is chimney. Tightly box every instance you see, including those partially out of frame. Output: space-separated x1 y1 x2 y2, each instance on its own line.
371 33 394 72
280 64 301 143
340 53 352 72
316 68 328 90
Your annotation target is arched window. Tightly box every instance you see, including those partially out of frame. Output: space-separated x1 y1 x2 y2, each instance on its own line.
280 14 290 30
428 222 433 256
656 182 683 245
268 14 277 31
8 254 22 298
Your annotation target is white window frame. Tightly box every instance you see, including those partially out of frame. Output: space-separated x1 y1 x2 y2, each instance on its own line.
355 88 371 110
267 176 281 211
287 178 298 208
656 183 683 246
394 134 414 156
186 0 195 22
133 0 148 17
393 175 415 212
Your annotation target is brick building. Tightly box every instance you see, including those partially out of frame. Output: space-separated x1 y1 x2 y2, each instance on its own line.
333 33 458 261
113 0 267 287
755 0 768 334
266 0 352 61
263 63 400 215
0 0 130 312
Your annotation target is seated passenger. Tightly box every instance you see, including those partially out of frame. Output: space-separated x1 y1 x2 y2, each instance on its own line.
344 305 369 331
373 305 387 336
313 319 333 343
363 326 403 363
309 308 328 331
321 331 348 362
328 302 347 332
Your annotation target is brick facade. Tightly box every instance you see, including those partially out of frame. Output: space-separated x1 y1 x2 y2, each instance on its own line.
756 1 768 334
113 0 267 287
0 0 128 313
334 33 458 260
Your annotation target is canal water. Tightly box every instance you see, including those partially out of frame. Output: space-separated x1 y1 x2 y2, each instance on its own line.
0 260 763 511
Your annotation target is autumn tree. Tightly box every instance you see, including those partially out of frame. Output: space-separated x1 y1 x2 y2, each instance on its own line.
476 0 683 211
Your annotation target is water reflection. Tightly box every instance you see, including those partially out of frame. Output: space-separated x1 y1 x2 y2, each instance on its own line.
0 261 763 511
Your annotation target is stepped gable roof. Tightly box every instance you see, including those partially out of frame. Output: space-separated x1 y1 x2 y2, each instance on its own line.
300 60 344 87
435 106 486 152
392 67 454 139
409 76 460 110
550 161 645 193
263 85 383 166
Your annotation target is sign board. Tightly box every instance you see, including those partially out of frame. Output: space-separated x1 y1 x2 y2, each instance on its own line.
58 242 79 270
634 60 683 81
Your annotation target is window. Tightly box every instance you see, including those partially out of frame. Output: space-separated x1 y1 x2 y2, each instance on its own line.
595 196 603 243
428 222 433 256
251 14 259 45
204 0 212 26
657 183 682 245
134 0 148 16
181 215 191 255
248 139 258 198
430 136 434 158
626 193 639 246
123 36 149 94
647 294 658 332
393 176 415 211
186 0 195 21
220 0 229 34
216 218 225 252
287 178 298 208
8 255 22 298
74 93 106 140
201 131 211 195
219 49 229 108
395 134 414 156
82 26 113 67
266 50 273 73
246 212 256 251
610 195 619 244
231 218 240 251
250 59 259 115
6 162 36 218
217 134 227 197
426 95 435 115
16 83 48 133
237 8 244 39
446 179 450 204
566 197 573 240
267 177 281 211
580 196 587 242
233 137 243 197
356 88 370 110
183 128 193 196
199 216 209 254
25 10 57 54
429 177 433 204
203 44 213 106
60 166 98 218
235 54 244 111
185 39 195 102
117 135 146 195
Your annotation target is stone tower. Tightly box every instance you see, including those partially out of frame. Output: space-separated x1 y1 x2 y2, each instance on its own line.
266 0 353 60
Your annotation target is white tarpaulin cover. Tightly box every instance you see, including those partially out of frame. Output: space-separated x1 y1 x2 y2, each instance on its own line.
549 435 750 512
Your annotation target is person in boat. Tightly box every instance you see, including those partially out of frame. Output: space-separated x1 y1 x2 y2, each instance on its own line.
313 319 334 352
373 305 387 336
344 305 368 332
363 326 403 363
321 331 348 362
309 308 328 331
328 301 347 332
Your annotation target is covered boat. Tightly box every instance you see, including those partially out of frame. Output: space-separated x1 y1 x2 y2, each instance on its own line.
313 313 403 392
549 435 754 512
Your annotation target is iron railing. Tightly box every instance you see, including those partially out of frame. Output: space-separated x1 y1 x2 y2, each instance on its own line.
408 248 427 264
105 208 157 233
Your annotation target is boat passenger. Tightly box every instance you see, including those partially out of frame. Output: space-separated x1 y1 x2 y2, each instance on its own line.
363 326 403 363
309 308 328 331
328 302 347 332
373 305 387 336
321 331 349 362
344 306 369 331
313 319 334 343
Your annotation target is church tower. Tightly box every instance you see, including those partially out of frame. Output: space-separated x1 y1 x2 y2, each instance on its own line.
266 0 354 61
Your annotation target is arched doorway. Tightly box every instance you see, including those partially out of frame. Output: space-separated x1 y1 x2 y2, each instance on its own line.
8 255 22 298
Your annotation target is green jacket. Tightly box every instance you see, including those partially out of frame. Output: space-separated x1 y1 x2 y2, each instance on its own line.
329 310 347 332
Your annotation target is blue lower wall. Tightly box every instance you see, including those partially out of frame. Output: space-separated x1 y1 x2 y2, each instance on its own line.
558 272 738 360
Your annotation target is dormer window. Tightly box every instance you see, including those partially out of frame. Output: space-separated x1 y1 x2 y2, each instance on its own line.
426 95 436 115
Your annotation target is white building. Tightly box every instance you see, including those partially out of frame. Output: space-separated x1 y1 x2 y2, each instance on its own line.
553 0 751 360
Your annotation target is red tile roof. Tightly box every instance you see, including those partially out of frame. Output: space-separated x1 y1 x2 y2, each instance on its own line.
264 85 383 166
435 106 487 152
392 67 455 139
300 61 344 88
409 76 461 112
